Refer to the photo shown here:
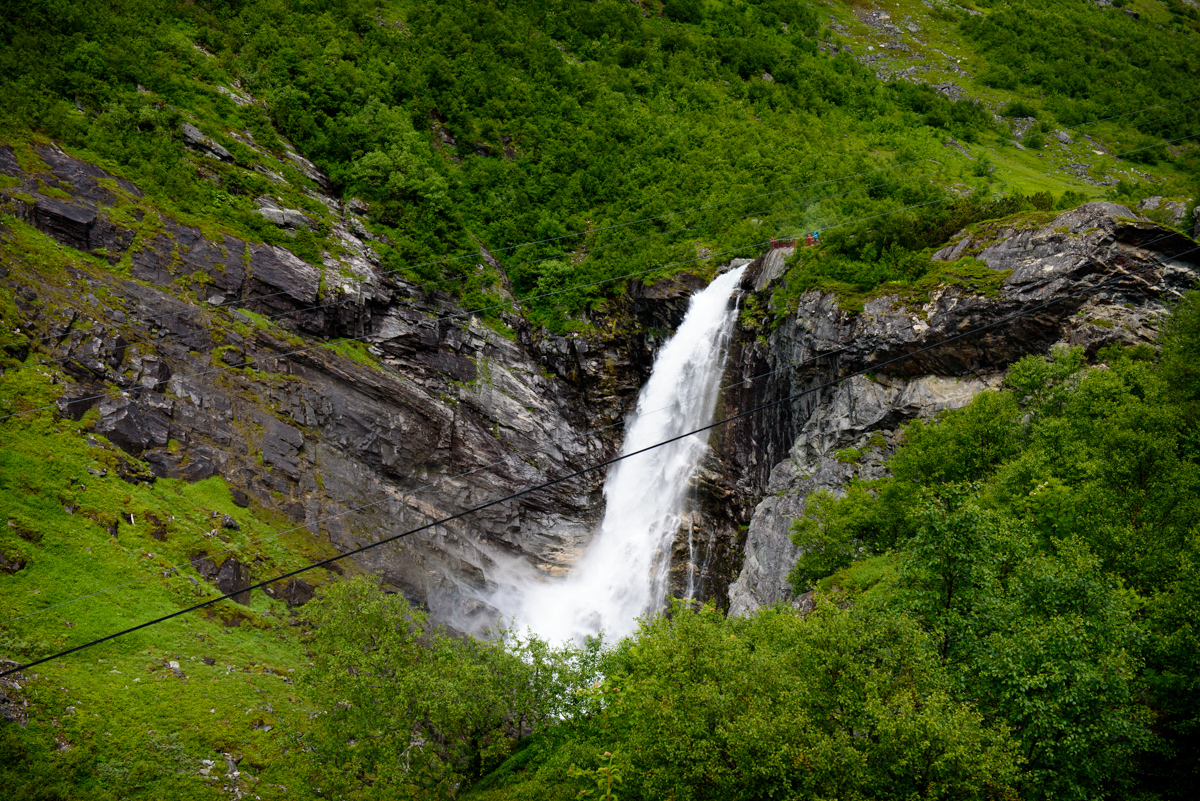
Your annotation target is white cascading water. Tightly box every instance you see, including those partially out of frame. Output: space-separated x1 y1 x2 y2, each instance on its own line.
496 266 745 644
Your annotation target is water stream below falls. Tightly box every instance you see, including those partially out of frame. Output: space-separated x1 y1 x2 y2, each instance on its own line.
495 266 746 644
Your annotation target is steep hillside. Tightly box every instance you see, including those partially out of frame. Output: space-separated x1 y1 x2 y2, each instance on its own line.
2 0 1197 328
2 0 1200 799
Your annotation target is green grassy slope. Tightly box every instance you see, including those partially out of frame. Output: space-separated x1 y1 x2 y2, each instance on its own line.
0 1 1198 797
2 0 1196 329
0 223 345 799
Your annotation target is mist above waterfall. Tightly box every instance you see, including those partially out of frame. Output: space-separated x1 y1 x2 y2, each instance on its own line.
492 267 745 644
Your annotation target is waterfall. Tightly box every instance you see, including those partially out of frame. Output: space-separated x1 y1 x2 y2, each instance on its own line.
496 266 745 644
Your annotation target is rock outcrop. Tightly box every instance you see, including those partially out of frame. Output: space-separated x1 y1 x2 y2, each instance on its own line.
0 140 677 633
718 203 1200 615
6 134 1196 634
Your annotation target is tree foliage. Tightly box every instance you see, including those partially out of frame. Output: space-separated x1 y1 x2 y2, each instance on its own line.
785 293 1200 800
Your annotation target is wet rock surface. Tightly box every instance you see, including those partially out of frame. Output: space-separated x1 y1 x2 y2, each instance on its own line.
719 202 1200 615
7 138 1196 635
0 140 666 633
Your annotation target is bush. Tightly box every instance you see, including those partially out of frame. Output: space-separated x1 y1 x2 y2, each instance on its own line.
1000 100 1038 118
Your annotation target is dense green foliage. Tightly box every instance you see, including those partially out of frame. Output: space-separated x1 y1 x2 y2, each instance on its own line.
966 0 1200 153
3 1 1200 798
300 577 605 799
2 0 1196 328
786 293 1200 799
302 587 1020 801
294 292 1200 800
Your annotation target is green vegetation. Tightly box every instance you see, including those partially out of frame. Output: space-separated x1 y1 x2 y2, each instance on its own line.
774 194 1060 314
2 0 1197 330
2 0 1200 798
784 292 1200 800
3 270 1200 799
0 369 343 799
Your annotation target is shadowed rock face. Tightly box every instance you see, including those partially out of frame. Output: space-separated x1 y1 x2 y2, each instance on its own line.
0 141 679 634
715 202 1200 616
6 137 1196 633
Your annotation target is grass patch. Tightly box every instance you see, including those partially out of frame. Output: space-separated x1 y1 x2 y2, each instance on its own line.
324 338 382 370
0 365 343 799
816 553 898 597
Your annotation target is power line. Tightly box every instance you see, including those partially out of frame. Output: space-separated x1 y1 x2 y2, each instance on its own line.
2 115 1196 623
8 196 1193 627
3 242 1194 679
16 198 1187 624
2 129 1195 628
2 337 858 626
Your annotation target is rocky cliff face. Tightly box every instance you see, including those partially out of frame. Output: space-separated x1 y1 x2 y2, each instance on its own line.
0 140 691 633
715 202 1199 615
5 137 1197 633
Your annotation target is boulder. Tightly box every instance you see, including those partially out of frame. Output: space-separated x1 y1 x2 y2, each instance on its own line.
191 553 252 605
255 196 313 230
180 123 233 162
217 558 252 604
248 244 320 308
132 355 172 392
93 396 171 455
264 577 315 606
1139 196 1189 226
0 551 26 574
33 197 96 251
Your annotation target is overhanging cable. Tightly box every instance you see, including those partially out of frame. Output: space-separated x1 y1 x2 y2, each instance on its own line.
3 242 1195 678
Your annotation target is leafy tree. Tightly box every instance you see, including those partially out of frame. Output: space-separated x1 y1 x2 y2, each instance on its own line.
966 539 1151 801
596 600 1020 801
890 390 1023 486
788 478 915 591
1160 290 1200 424
301 577 520 799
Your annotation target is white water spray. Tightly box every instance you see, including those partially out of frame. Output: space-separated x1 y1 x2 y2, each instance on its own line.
496 267 745 644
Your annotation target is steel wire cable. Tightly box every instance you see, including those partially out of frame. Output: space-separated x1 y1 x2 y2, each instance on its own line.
1 122 1197 625
0 338 859 626
2 240 1196 679
1 129 1196 629
11 213 1194 627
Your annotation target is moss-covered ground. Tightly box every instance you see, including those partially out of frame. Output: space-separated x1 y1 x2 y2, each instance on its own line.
0 214 353 798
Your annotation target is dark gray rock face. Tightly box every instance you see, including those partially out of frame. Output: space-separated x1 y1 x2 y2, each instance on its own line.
191 553 252 604
180 123 233 162
718 203 1200 615
32 197 96 250
93 396 172 454
0 140 654 634
264 578 315 606
13 137 1192 636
